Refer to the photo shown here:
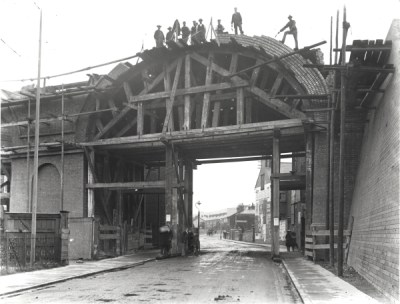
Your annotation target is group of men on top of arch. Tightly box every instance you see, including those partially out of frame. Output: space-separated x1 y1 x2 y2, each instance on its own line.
154 8 298 50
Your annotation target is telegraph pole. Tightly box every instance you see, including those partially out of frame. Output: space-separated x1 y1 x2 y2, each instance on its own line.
338 6 350 277
30 7 43 267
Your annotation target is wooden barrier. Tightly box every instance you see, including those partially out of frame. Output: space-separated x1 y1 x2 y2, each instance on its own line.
305 226 352 262
98 224 121 257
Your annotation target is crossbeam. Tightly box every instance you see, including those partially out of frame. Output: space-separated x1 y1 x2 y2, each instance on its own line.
86 180 165 190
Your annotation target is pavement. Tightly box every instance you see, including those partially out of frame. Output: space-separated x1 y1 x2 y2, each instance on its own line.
0 241 379 303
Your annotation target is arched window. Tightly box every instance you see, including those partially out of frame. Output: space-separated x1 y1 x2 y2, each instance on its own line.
37 163 61 213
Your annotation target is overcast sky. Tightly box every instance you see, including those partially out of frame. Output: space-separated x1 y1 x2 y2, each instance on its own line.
1 0 398 212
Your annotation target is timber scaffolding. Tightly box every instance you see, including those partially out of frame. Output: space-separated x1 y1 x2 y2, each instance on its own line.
0 19 394 267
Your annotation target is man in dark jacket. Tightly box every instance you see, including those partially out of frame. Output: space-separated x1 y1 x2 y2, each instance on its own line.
231 7 243 35
191 21 198 45
216 19 225 34
154 25 165 48
279 15 298 50
166 26 175 42
181 21 190 43
197 18 206 43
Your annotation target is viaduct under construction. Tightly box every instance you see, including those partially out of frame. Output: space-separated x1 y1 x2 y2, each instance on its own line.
0 13 398 302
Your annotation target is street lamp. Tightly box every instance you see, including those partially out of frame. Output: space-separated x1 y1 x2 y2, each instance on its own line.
195 201 201 230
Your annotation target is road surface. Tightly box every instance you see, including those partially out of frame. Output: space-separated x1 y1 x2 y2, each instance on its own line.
2 235 301 303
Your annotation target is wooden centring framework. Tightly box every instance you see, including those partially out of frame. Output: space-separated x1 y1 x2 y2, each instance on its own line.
84 36 328 162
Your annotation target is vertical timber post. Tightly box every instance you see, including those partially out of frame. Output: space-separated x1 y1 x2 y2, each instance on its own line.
338 6 350 277
165 145 179 254
31 8 43 267
184 54 191 130
330 9 340 268
305 123 314 235
271 129 280 258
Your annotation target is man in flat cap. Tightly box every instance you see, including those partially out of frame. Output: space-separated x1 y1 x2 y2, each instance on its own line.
231 7 243 35
154 25 165 48
279 15 298 50
197 18 206 43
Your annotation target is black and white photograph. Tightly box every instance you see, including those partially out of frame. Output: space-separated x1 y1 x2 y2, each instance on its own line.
0 0 398 303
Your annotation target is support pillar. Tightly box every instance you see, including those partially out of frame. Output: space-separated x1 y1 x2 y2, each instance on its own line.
305 125 314 231
165 145 179 254
271 129 280 257
185 162 193 227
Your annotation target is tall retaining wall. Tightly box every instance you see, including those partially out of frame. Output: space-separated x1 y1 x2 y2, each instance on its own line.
347 20 400 302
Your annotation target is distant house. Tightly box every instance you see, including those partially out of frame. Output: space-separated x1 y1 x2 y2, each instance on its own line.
234 205 255 231
254 160 296 243
193 208 237 230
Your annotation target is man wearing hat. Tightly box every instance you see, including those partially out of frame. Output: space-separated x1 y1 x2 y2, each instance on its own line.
279 15 298 50
197 18 206 43
181 21 190 44
166 26 175 42
154 25 165 48
191 21 198 45
216 19 225 35
231 7 243 35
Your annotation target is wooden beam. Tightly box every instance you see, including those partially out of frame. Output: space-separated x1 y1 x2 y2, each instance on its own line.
115 117 138 137
271 129 280 257
245 98 252 123
184 54 191 130
93 106 132 140
236 87 244 125
93 62 179 141
81 119 307 147
201 53 214 128
107 99 118 118
211 101 221 127
270 74 284 96
190 52 243 85
246 86 307 119
130 82 247 103
86 180 165 190
83 147 112 224
137 102 144 136
250 59 263 86
229 53 239 73
163 58 183 133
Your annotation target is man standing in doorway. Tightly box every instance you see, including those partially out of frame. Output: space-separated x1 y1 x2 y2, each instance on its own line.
231 7 243 35
279 15 298 50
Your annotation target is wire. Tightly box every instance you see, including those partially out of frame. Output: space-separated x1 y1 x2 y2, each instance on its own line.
1 38 21 57
0 53 140 83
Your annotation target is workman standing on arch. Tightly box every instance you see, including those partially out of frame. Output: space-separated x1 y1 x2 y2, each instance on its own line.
154 25 165 48
279 15 298 50
231 7 243 35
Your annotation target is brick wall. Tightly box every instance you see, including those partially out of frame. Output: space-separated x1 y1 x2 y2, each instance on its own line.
10 152 85 218
347 20 400 303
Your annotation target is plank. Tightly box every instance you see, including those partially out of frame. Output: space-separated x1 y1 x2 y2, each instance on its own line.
130 82 248 103
211 101 221 127
246 86 306 119
236 87 244 125
201 53 214 128
163 58 183 133
305 243 347 250
184 54 191 130
306 229 351 236
86 180 166 189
